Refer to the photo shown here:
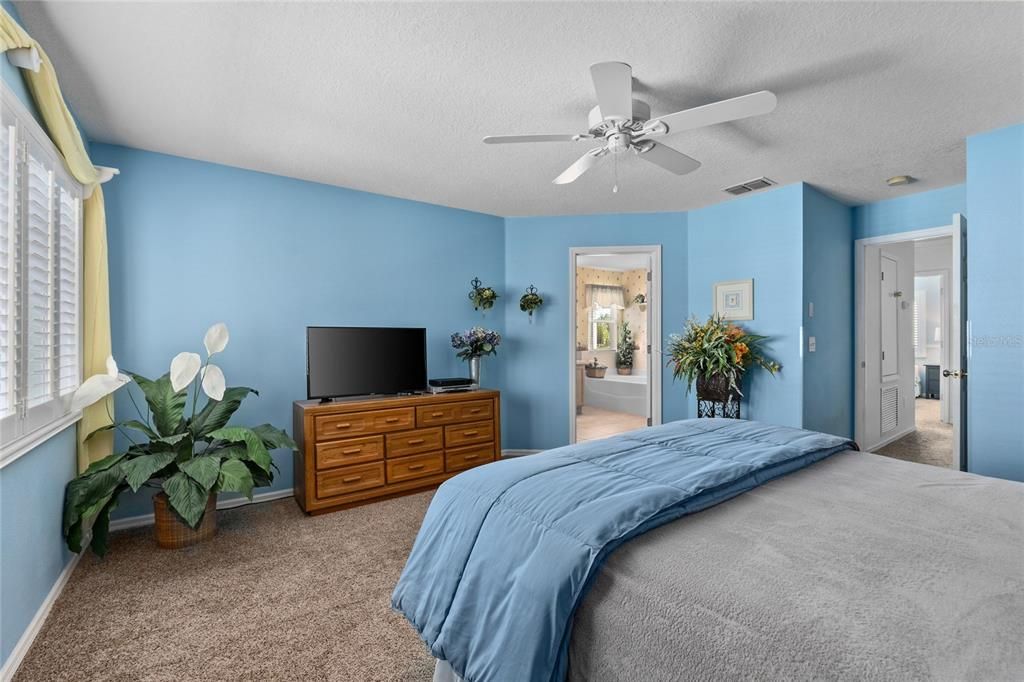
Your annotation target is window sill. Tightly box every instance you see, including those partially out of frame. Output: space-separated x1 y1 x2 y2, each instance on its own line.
0 412 82 471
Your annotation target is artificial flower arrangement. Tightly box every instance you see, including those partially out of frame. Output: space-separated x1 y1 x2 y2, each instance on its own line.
63 323 295 556
468 277 499 311
519 285 544 319
666 316 781 395
450 326 502 360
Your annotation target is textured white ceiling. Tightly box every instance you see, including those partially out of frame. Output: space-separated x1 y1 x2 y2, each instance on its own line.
15 1 1024 217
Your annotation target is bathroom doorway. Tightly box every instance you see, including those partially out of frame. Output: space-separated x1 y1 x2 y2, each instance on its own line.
569 246 661 443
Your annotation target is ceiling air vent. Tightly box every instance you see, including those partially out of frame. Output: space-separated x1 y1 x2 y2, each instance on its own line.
723 177 776 195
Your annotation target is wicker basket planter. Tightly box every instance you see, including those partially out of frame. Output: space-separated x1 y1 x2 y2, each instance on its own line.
695 373 741 402
153 492 217 549
616 366 633 376
585 364 607 379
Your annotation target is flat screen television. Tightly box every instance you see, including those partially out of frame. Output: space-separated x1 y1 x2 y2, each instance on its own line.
306 326 427 399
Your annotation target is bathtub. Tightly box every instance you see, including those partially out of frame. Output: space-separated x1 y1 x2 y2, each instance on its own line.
583 372 648 416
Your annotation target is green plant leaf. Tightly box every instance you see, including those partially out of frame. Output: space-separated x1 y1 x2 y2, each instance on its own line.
129 372 187 437
86 419 159 442
89 493 121 557
63 464 126 536
162 472 209 529
207 426 272 473
79 450 129 476
217 458 254 499
251 424 297 451
190 387 258 438
153 433 190 446
181 456 221 491
121 451 177 492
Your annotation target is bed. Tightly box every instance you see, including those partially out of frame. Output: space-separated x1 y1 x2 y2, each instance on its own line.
393 419 1024 681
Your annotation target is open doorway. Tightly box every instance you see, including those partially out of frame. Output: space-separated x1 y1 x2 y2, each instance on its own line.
569 246 661 443
855 216 967 470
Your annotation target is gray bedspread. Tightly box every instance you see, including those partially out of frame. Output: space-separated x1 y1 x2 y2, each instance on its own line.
566 450 1024 681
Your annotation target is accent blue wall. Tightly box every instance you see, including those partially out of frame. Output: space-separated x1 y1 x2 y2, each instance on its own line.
502 212 687 450
965 124 1023 481
90 144 506 519
852 184 965 240
0 427 76 666
687 184 806 426
802 185 854 438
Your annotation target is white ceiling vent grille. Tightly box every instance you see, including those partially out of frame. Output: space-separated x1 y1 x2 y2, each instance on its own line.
880 384 899 434
723 177 776 196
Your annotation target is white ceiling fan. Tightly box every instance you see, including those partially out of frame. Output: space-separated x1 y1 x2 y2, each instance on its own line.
483 62 778 185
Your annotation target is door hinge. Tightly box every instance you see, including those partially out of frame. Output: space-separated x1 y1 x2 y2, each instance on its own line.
647 344 651 354
647 417 652 426
881 351 885 360
880 271 884 280
646 271 651 282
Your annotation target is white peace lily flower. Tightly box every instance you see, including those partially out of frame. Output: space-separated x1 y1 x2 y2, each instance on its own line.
69 355 131 411
201 363 226 401
169 352 202 392
203 323 229 356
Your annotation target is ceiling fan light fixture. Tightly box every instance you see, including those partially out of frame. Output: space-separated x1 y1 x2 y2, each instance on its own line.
886 175 916 187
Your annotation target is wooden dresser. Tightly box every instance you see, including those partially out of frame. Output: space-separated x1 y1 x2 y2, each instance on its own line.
292 390 501 514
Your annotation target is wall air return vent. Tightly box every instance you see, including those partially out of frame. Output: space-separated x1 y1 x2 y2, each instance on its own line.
723 177 776 195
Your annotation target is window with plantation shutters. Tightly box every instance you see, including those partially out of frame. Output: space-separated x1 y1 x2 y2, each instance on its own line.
1 86 84 462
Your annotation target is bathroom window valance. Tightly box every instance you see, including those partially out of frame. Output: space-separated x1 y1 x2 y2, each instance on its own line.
586 284 625 310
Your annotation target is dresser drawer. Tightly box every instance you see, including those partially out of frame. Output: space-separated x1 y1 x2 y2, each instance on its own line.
386 427 443 459
316 462 385 498
386 452 444 484
446 443 495 473
316 435 383 469
416 399 493 426
444 420 494 448
314 407 415 440
453 399 493 422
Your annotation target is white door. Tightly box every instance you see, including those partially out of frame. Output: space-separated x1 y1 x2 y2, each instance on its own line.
948 214 967 470
863 242 915 450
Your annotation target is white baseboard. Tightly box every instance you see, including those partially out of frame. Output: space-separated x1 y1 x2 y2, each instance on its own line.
863 425 916 453
0 551 82 682
109 487 295 532
501 449 542 457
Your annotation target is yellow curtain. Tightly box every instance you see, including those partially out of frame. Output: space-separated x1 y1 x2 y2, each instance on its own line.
2 8 114 470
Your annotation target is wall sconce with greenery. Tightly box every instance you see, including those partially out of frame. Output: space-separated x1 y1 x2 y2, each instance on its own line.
469 277 499 311
519 284 544 321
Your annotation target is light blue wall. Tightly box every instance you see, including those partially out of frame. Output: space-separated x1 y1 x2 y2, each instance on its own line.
0 428 77 665
966 124 1023 481
852 184 965 240
90 144 506 518
0 2 80 672
502 212 687 450
802 185 853 438
687 184 806 426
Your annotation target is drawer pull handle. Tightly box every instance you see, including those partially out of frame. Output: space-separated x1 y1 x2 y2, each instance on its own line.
464 454 479 461
431 412 444 417
342 475 362 483
407 464 426 471
336 423 352 429
463 430 478 437
342 447 362 454
469 408 481 414
384 417 400 423
408 438 425 445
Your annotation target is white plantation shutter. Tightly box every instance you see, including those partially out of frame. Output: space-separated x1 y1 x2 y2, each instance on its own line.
0 90 84 458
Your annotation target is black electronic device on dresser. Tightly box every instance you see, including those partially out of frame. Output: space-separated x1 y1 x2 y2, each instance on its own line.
306 326 427 401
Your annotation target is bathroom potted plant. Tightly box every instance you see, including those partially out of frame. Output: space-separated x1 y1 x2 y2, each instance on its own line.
62 323 296 556
451 326 501 385
666 316 781 407
616 321 635 376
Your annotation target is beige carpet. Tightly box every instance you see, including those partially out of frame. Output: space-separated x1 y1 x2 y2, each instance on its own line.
876 398 954 468
15 493 437 681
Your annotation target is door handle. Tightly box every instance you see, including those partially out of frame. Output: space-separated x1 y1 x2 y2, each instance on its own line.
942 369 967 378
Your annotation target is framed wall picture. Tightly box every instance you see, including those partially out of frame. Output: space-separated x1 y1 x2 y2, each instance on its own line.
713 279 754 320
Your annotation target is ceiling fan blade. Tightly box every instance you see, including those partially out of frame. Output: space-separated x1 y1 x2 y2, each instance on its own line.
590 61 633 122
634 141 701 175
644 90 777 136
553 147 608 185
483 134 592 144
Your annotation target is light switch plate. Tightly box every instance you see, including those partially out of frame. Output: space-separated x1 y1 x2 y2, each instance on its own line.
809 302 814 318
808 336 817 352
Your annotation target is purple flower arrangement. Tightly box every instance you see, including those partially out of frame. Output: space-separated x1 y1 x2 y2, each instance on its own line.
450 326 502 360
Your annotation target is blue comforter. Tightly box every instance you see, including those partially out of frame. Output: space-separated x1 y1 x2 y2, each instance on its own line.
392 418 854 682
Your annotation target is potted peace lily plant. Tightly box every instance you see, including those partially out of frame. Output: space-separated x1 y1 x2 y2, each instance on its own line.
666 316 781 405
63 323 296 556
